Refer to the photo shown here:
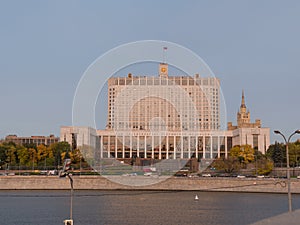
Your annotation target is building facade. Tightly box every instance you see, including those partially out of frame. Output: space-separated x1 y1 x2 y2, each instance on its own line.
227 91 270 153
5 134 59 146
60 63 270 161
107 63 220 131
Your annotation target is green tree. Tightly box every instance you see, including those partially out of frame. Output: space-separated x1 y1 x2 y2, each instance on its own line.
266 142 285 166
289 142 300 167
49 142 71 168
0 144 8 167
267 141 300 167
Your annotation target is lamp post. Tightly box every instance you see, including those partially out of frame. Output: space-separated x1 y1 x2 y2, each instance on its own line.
274 129 300 212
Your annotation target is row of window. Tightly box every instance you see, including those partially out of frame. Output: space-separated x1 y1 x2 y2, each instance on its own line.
110 77 219 86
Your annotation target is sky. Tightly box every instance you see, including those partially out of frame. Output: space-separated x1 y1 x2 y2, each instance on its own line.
0 0 300 144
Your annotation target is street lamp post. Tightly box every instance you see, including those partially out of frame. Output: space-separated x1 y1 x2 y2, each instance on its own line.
274 129 300 212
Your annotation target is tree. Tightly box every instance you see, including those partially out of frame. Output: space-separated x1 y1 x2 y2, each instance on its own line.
22 143 37 150
213 157 241 173
266 141 300 167
0 144 8 166
5 144 17 167
266 142 285 166
70 149 82 164
229 145 255 164
256 158 274 175
49 142 71 168
37 144 54 168
28 148 37 169
289 142 300 167
17 145 30 167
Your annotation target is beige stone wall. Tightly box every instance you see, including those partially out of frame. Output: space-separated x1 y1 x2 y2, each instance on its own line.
1 176 300 193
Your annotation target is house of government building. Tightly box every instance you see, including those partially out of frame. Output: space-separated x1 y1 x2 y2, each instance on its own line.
61 63 270 163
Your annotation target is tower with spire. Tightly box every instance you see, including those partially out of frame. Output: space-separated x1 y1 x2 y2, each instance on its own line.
237 90 251 127
228 90 261 130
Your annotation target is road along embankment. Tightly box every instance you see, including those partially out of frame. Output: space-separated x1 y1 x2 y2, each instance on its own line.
0 176 300 193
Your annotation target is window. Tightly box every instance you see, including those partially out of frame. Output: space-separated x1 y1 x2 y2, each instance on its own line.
253 134 259 150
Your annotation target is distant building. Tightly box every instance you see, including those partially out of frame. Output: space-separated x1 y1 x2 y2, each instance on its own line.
61 63 270 161
60 126 99 151
227 91 270 153
5 134 59 146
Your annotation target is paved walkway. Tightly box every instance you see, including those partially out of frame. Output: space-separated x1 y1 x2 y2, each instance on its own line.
251 209 300 225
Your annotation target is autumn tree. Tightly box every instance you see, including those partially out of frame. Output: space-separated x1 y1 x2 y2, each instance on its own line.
256 158 274 175
49 142 71 168
5 144 17 167
36 144 54 168
230 145 255 164
212 157 241 173
17 145 31 167
28 147 37 169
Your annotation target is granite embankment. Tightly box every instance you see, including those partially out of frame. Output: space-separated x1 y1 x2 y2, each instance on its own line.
1 176 300 193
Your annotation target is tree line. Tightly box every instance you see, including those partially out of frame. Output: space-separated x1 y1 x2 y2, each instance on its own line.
0 141 87 170
1 139 300 174
212 140 300 175
266 141 300 167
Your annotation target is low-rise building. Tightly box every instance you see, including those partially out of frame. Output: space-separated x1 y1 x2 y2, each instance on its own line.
5 134 59 146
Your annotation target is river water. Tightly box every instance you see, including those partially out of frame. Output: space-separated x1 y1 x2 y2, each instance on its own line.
0 190 299 225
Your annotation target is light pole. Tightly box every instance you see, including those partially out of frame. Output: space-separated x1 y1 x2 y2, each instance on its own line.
274 129 300 212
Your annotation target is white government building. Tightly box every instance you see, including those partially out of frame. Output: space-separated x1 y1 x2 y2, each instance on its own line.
61 63 270 162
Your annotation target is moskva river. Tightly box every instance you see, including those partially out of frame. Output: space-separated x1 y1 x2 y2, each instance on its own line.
0 190 299 225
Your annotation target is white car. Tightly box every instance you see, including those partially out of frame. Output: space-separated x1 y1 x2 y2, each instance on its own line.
202 173 211 177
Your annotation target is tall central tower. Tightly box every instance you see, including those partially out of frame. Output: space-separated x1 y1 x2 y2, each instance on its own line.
237 90 250 127
106 63 220 131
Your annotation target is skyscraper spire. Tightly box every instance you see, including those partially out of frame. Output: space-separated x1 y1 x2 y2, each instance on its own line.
237 89 250 126
241 90 246 108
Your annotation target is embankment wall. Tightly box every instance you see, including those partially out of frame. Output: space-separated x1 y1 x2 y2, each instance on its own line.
1 176 300 193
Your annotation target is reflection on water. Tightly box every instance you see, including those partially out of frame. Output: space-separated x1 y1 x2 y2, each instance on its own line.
0 190 299 225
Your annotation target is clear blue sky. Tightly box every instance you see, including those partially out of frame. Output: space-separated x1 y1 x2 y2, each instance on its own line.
1 0 300 144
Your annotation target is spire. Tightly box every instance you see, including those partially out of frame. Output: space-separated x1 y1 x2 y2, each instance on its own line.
237 90 251 127
241 90 246 108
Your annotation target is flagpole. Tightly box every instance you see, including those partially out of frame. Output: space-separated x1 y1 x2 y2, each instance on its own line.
163 47 167 63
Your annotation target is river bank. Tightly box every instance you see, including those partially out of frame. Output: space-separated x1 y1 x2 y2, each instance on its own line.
1 175 300 193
